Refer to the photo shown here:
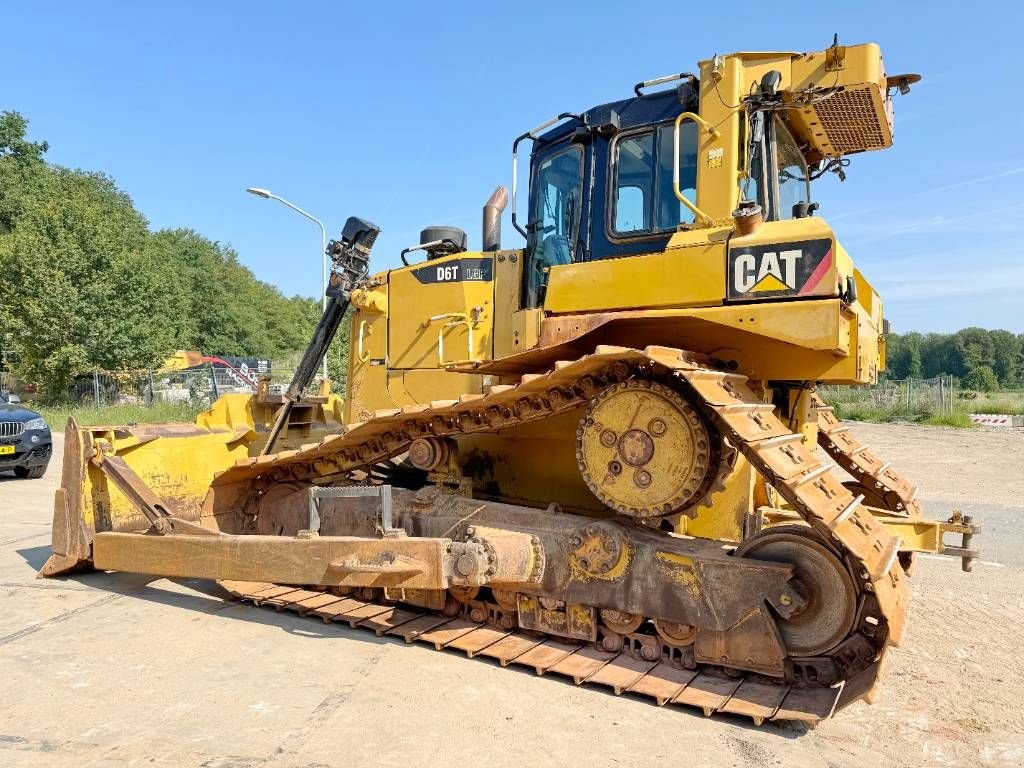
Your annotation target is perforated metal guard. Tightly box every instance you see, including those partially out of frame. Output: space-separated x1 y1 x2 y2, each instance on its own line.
813 86 892 155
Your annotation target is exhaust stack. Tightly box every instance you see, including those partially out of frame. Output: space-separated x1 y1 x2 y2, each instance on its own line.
482 185 508 252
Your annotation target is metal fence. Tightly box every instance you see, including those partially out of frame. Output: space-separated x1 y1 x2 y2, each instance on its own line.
64 366 330 408
68 366 236 408
819 376 958 419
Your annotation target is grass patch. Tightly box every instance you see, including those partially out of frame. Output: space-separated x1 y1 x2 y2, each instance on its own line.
965 392 1024 415
832 402 902 422
34 401 203 429
920 411 974 428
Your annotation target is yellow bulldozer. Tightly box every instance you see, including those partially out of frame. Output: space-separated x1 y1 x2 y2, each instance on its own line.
42 40 978 724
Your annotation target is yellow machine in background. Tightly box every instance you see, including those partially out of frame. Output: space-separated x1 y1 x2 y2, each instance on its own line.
42 40 977 724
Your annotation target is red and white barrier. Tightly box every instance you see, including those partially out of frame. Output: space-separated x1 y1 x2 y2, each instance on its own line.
970 414 1022 427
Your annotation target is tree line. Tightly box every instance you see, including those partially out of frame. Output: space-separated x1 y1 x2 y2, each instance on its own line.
0 111 340 398
884 329 1023 391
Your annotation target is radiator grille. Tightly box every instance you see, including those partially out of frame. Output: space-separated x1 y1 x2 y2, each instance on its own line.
0 421 25 438
815 86 891 154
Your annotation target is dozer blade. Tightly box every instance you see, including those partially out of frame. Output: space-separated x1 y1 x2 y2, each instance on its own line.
39 419 92 577
40 416 255 577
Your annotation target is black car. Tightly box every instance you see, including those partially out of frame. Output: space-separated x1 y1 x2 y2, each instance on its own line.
0 395 52 479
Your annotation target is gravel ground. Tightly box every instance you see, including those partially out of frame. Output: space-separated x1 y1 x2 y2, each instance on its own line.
1 425 1022 768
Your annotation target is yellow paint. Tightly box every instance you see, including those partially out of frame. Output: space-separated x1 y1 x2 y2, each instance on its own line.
691 45 892 220
683 457 754 542
784 387 819 449
569 536 632 583
345 301 392 422
545 217 841 313
387 369 483 406
491 250 525 357
654 551 702 598
80 425 250 532
457 409 605 513
760 508 969 556
545 229 728 313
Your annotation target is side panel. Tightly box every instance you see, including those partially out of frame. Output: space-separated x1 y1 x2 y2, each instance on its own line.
388 252 495 369
387 369 483 406
544 218 841 316
544 232 728 314
492 249 527 358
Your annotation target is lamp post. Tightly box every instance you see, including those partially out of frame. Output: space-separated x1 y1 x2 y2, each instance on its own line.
246 187 329 381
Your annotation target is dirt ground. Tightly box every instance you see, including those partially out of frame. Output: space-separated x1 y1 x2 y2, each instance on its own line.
1 424 1022 768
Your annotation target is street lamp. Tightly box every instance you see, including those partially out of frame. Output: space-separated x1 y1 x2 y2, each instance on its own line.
245 187 329 380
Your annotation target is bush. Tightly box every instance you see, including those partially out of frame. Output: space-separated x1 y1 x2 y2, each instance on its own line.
962 366 999 393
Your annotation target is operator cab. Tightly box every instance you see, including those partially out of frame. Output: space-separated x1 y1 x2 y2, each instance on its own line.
522 88 699 304
518 82 814 308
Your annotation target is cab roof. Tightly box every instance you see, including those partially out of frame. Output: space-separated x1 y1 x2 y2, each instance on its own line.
535 88 686 148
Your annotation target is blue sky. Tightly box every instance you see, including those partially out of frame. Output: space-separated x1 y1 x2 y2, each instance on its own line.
7 2 1023 332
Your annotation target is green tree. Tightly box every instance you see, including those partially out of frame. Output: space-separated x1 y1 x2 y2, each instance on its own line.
0 114 180 393
919 333 959 378
962 365 999 392
953 327 996 375
0 112 335 398
885 332 923 379
0 111 48 162
990 330 1021 387
1019 333 1024 387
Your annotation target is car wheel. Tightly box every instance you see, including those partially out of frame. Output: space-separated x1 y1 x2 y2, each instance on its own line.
14 465 47 479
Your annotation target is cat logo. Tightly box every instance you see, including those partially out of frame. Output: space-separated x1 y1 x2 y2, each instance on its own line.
727 238 833 300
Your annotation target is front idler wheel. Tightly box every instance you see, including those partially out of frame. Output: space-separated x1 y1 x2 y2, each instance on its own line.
736 526 858 658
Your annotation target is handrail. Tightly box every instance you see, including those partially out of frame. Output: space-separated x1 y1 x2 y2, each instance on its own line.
634 71 694 96
424 312 475 366
511 112 582 240
673 111 717 228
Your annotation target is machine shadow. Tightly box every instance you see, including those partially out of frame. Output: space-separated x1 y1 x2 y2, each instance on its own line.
16 544 53 571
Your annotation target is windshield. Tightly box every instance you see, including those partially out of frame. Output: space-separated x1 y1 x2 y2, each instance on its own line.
525 145 583 307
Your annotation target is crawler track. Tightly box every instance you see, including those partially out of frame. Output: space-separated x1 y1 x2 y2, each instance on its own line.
213 345 911 718
811 393 922 517
220 580 844 725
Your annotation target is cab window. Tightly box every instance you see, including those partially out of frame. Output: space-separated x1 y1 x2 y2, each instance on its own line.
774 116 810 219
745 114 810 221
525 145 583 307
612 121 697 237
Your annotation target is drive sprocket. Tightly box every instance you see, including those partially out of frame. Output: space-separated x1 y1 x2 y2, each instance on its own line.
576 379 722 518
